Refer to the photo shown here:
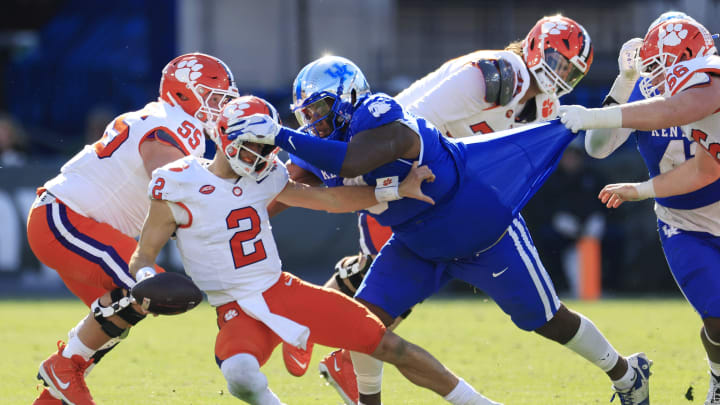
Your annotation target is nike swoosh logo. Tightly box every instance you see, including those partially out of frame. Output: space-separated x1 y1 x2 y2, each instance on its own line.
51 365 70 390
289 354 307 369
288 136 296 150
333 357 341 372
285 278 292 286
492 267 509 278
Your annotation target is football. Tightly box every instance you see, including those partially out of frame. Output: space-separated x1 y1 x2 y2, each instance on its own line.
130 272 203 315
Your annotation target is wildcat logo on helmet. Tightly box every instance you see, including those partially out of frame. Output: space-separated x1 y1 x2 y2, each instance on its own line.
199 185 215 194
369 99 392 117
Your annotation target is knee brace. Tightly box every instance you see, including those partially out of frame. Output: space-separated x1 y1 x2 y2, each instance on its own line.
220 353 269 401
333 253 372 297
91 288 146 338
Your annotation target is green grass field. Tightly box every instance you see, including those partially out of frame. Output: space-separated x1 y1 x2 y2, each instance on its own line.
2 297 708 404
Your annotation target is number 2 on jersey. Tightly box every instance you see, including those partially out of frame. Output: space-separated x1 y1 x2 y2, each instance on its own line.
226 207 267 268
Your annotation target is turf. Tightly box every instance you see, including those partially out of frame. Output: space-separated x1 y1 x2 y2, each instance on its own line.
2 297 707 404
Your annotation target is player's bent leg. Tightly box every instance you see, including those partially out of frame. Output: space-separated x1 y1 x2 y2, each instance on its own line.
221 353 282 405
370 331 502 405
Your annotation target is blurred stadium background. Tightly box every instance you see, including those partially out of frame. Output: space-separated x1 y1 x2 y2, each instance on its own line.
1 0 717 298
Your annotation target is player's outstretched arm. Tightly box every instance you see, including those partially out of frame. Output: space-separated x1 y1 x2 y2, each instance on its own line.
599 147 720 208
128 199 177 278
276 161 435 213
561 78 720 133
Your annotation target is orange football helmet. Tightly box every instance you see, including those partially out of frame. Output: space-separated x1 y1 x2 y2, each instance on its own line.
522 15 593 97
215 96 280 181
159 53 239 126
638 18 717 97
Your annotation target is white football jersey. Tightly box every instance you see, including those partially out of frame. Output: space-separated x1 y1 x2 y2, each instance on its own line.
671 56 720 162
150 156 288 306
653 55 720 235
395 50 559 138
44 100 207 238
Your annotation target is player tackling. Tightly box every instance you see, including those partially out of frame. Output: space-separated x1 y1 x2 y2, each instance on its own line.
127 95 501 405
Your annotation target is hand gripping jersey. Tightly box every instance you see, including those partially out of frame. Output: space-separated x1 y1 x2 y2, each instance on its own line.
295 93 574 261
395 50 560 138
44 100 207 238
149 156 288 306
626 77 720 235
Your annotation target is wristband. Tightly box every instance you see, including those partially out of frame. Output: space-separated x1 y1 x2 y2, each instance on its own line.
635 180 656 200
135 266 157 283
374 176 401 202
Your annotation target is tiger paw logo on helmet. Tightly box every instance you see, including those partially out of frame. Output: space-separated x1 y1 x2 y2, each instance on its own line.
658 23 688 46
175 59 204 83
541 21 569 35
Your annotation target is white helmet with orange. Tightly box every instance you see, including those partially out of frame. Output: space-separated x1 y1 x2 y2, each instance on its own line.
214 96 280 181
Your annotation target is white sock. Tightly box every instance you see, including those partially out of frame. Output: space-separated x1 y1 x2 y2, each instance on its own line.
564 314 619 372
612 363 636 391
62 335 96 361
350 351 383 395
709 360 720 377
443 378 502 405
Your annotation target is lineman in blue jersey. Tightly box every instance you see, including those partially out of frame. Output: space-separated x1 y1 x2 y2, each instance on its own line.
585 11 720 404
228 55 650 404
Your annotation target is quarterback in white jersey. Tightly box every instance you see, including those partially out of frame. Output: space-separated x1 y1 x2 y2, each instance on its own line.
28 53 238 405
126 95 501 405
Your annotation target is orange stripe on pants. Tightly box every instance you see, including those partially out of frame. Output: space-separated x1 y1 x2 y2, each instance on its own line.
27 200 163 307
215 272 386 365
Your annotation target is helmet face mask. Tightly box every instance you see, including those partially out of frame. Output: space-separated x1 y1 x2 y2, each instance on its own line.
215 96 280 181
160 53 239 129
637 19 717 98
522 15 593 97
294 95 338 138
291 56 370 140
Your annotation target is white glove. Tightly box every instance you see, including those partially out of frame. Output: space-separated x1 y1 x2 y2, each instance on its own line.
558 105 623 133
605 38 643 105
226 113 280 145
618 38 643 81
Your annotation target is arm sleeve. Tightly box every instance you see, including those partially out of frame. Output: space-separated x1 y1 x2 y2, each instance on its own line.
275 126 348 174
584 127 633 159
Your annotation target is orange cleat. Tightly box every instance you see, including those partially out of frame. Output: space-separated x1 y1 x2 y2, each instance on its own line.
318 349 359 405
32 388 64 404
37 341 95 405
282 341 314 377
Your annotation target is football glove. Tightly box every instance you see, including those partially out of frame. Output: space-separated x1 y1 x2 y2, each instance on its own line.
558 105 622 133
618 37 642 81
227 113 280 145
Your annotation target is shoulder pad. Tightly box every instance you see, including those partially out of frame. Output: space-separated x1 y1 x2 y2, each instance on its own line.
474 59 516 106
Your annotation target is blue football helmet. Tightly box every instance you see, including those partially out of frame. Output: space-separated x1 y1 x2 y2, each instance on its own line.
291 55 371 140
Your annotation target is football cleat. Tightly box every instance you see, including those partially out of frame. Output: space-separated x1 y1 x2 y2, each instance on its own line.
318 349 359 405
611 352 652 405
32 388 65 404
282 341 314 377
705 372 720 404
37 341 95 405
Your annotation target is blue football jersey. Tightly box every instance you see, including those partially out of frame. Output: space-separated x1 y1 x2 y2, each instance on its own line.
628 83 720 209
290 93 575 261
